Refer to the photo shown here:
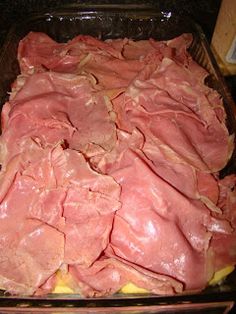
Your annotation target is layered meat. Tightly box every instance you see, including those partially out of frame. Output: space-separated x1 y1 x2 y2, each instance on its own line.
0 32 235 296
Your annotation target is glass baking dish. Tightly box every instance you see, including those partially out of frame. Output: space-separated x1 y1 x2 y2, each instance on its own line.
0 3 235 313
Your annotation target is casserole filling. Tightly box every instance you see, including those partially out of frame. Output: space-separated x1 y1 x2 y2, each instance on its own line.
0 32 235 297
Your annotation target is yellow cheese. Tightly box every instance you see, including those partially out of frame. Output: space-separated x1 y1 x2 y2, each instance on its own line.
52 278 74 294
209 265 235 286
52 266 235 294
52 271 74 294
119 282 148 294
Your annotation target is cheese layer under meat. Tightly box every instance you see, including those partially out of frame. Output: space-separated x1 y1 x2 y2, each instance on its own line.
52 266 235 294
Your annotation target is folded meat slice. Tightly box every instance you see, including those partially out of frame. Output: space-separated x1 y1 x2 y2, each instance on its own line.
64 216 114 267
121 58 233 172
77 54 145 89
217 175 236 215
0 143 65 222
1 31 235 297
90 128 144 173
18 33 196 91
0 72 116 168
0 219 64 295
80 35 193 90
18 32 81 74
0 146 64 294
60 149 121 267
108 149 232 290
210 175 236 271
26 145 121 267
93 128 220 215
9 71 98 102
196 171 219 208
121 34 192 63
33 145 120 268
18 33 143 89
142 136 220 206
0 140 120 294
69 257 183 297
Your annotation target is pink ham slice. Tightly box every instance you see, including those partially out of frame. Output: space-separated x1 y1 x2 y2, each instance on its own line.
60 149 121 267
210 175 236 271
142 136 220 206
18 33 143 89
17 33 194 90
0 145 64 294
108 149 232 290
0 31 235 297
93 128 220 215
121 57 233 172
0 71 116 168
69 256 183 297
0 219 64 295
0 141 120 294
18 32 81 74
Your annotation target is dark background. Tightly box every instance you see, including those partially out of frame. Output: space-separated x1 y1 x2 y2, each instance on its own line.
0 0 221 43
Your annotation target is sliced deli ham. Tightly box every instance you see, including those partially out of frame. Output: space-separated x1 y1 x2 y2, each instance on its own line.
122 58 233 172
0 142 120 294
0 72 116 168
0 146 65 294
70 256 183 297
0 219 64 295
0 32 235 296
108 149 232 289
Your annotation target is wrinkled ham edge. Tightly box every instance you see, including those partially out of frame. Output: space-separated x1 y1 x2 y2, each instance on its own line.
0 32 235 296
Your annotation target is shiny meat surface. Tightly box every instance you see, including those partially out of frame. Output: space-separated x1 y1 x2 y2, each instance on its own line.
0 32 235 296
